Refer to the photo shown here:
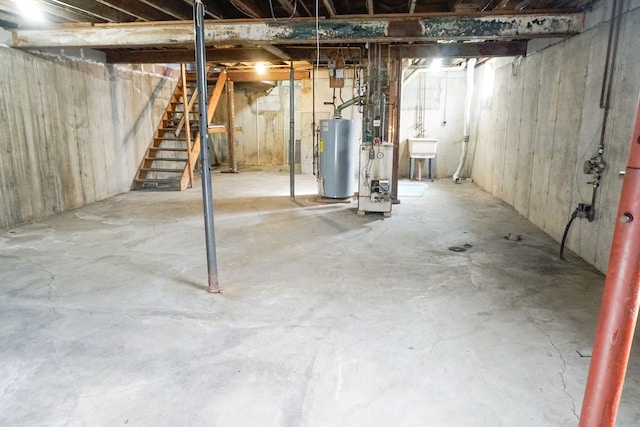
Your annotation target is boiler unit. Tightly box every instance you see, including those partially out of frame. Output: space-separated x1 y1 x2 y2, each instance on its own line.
357 141 394 216
317 118 358 199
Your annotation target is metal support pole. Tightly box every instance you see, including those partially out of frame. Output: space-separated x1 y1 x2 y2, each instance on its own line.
226 80 238 173
194 0 220 293
580 96 640 426
289 63 295 201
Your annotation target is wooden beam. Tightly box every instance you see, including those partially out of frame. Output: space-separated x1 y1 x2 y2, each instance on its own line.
283 46 364 62
322 0 337 17
46 0 136 22
226 69 310 82
276 0 301 17
138 0 193 20
10 14 584 49
259 44 291 60
92 0 176 21
180 0 222 19
399 41 528 58
366 0 374 14
105 48 284 64
408 0 418 13
0 0 93 23
230 0 261 18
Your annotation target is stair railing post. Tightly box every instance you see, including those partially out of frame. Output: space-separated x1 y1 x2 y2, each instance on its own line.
181 63 195 187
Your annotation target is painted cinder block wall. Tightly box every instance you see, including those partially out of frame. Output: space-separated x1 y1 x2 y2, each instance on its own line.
467 0 640 273
0 47 177 229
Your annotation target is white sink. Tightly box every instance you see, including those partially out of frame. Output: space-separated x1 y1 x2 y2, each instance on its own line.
408 138 438 158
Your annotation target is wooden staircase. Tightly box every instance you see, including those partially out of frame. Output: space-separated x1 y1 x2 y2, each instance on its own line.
133 64 228 191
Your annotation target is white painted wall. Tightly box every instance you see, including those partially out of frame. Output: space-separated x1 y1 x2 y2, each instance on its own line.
0 47 177 229
468 0 640 273
399 70 467 178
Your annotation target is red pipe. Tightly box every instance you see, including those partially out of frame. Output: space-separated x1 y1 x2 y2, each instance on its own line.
580 96 640 426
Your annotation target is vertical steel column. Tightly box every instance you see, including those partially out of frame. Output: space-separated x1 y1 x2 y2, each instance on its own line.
226 80 238 173
289 63 295 201
194 0 220 293
580 96 640 426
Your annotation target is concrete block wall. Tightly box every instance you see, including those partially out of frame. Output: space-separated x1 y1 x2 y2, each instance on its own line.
468 1 640 273
0 47 177 230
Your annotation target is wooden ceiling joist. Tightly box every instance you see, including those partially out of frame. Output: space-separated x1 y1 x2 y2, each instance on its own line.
229 0 261 19
322 0 337 17
10 13 584 49
399 40 528 58
366 0 374 14
46 0 136 22
93 0 176 21
139 0 193 20
105 47 284 64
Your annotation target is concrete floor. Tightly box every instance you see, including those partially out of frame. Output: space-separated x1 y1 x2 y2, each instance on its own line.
2 170 640 426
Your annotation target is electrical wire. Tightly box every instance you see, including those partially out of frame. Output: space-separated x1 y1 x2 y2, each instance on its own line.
268 0 298 21
315 0 320 77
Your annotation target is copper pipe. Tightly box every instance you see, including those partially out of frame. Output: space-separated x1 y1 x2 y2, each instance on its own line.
580 96 640 426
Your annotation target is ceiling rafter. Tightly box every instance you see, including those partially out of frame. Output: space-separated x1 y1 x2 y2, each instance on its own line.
92 0 175 21
275 0 301 17
366 0 374 14
259 44 291 60
322 0 337 17
105 47 284 64
44 0 136 22
138 0 192 20
180 0 222 19
0 0 94 24
229 0 261 18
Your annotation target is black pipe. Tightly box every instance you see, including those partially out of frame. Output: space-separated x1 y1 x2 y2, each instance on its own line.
560 203 592 260
559 212 578 260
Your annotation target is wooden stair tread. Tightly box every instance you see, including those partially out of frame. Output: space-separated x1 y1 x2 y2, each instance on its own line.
144 157 187 162
148 147 188 152
154 136 185 141
135 178 180 183
140 167 185 173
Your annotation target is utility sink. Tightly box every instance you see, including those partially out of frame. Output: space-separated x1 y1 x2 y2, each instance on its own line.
408 138 438 158
408 138 438 182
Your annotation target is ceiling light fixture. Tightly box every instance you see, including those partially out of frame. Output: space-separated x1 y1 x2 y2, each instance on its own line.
255 62 267 74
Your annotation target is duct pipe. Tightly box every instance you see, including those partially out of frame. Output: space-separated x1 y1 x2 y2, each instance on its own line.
580 96 640 427
194 0 220 293
334 96 362 118
289 63 295 201
453 58 476 183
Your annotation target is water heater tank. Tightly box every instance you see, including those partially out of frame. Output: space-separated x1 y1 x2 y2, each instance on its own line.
318 119 358 199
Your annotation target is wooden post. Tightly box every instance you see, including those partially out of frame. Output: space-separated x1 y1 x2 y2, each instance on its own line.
226 80 237 173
